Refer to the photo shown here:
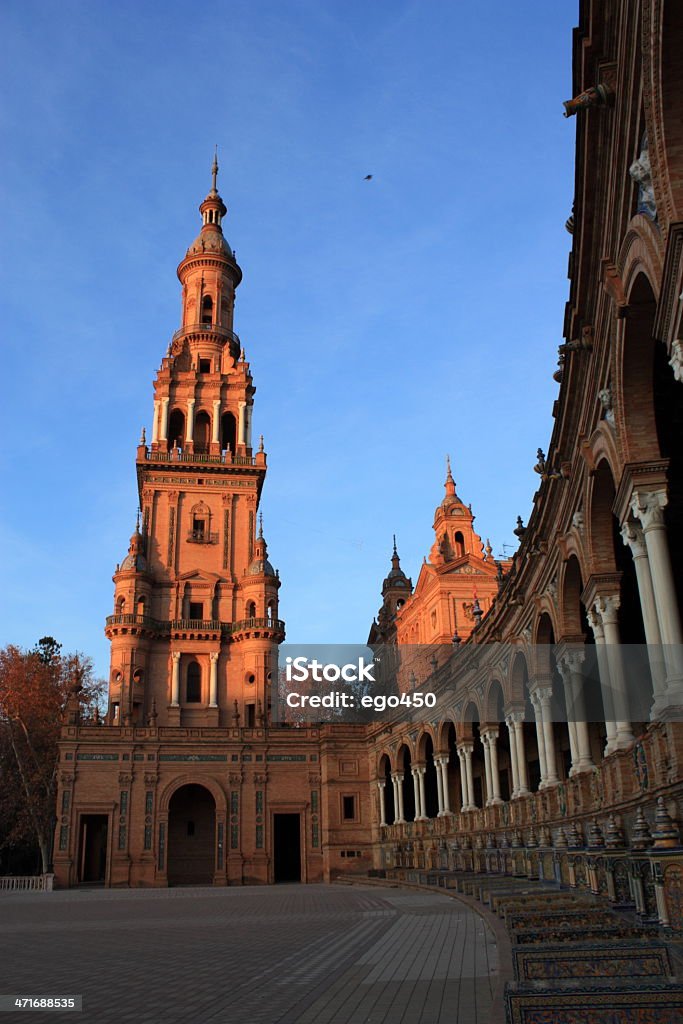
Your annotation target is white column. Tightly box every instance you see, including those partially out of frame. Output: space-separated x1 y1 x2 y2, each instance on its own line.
435 758 445 815
212 400 221 444
586 608 619 754
631 490 683 704
621 521 667 712
159 397 170 443
152 400 160 443
457 749 469 810
595 595 635 748
394 773 405 823
185 398 195 443
512 717 530 795
483 728 502 803
245 404 253 447
209 652 219 707
413 767 426 820
171 651 180 706
459 743 476 809
481 734 493 806
558 653 593 773
377 781 387 827
237 401 246 445
438 757 451 814
539 687 559 785
530 691 549 786
506 716 521 797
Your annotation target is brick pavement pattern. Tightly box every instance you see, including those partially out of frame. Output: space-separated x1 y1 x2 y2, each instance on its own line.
0 884 497 1024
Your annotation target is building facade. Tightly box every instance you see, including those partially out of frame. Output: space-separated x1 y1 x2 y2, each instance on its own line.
55 0 683 919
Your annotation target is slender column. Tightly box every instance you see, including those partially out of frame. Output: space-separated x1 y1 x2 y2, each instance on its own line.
512 717 530 794
457 749 469 810
245 404 253 447
483 728 502 803
586 608 618 754
170 651 180 706
631 491 683 704
412 768 423 820
558 652 594 773
459 743 476 809
595 596 635 748
481 734 493 806
237 401 246 445
621 522 666 710
159 397 170 442
506 716 521 797
434 758 445 815
152 400 160 443
212 400 221 444
539 687 559 785
530 692 549 785
185 398 195 443
393 773 405 823
209 651 219 707
377 781 387 827
438 757 451 813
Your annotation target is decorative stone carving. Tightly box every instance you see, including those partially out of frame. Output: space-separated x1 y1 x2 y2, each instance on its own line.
598 387 615 425
629 133 657 220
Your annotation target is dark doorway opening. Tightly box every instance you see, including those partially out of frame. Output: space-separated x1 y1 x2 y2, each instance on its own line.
78 814 108 884
167 784 215 885
273 813 301 882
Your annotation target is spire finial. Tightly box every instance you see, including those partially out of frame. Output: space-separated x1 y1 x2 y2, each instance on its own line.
135 508 141 533
211 146 218 192
445 454 456 496
392 533 397 556
258 512 263 539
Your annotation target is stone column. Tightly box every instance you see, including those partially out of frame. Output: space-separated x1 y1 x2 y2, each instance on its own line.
558 652 594 773
171 651 180 706
457 748 469 810
539 687 559 785
245 404 253 447
458 743 476 810
437 757 451 814
586 608 619 754
152 400 160 443
237 401 246 446
392 773 405 823
621 521 666 713
482 727 503 803
159 397 170 443
631 490 683 705
414 767 427 820
512 716 530 795
481 734 493 806
377 781 387 827
209 652 219 707
530 691 549 785
212 400 221 445
434 758 445 816
594 595 635 748
506 715 521 797
185 398 195 444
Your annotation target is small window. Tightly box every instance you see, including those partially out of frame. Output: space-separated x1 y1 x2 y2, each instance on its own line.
187 821 195 837
246 703 255 728
192 517 205 540
343 796 356 821
111 703 120 724
189 602 203 620
199 359 211 374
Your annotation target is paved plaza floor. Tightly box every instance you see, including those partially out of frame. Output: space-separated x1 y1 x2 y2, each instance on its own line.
0 883 498 1024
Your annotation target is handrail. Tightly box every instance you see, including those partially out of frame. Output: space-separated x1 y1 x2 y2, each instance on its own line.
171 323 240 346
105 614 285 635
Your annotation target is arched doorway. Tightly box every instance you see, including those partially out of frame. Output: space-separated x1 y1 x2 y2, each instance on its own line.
380 754 395 824
167 784 216 885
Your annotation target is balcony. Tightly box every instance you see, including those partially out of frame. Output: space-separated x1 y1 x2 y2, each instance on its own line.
186 530 218 544
104 614 285 637
144 450 258 466
171 323 240 348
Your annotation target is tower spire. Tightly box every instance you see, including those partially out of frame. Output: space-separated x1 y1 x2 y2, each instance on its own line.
211 146 218 193
445 454 456 497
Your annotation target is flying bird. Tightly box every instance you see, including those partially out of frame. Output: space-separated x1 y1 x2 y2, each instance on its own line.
364 174 373 180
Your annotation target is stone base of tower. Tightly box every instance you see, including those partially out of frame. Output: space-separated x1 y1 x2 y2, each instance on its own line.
53 723 371 889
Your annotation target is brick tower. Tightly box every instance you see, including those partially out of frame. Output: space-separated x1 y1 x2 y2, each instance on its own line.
52 163 370 888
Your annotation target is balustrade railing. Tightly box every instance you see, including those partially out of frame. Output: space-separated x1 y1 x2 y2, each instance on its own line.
105 614 285 635
0 874 54 892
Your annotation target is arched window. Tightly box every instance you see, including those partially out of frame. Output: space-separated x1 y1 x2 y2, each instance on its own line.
246 601 256 620
201 296 213 326
453 531 465 558
116 596 125 614
168 409 185 452
186 661 201 703
221 412 237 453
266 601 274 623
194 411 211 454
136 595 146 617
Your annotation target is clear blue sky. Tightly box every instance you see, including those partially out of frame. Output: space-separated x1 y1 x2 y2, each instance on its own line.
0 1 577 679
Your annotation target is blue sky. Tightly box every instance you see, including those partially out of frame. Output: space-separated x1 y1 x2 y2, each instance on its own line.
0 1 577 679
